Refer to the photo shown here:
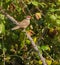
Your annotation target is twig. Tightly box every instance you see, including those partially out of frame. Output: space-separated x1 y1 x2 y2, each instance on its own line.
44 51 54 61
0 7 19 25
2 35 5 65
20 0 32 16
25 31 47 65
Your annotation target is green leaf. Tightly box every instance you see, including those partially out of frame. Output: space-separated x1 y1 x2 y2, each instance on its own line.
58 0 60 2
0 14 5 20
57 16 60 19
56 19 60 26
49 8 56 12
32 1 39 6
12 33 18 40
0 43 2 49
3 47 7 52
41 45 50 51
49 15 57 21
26 39 30 45
0 23 5 34
5 0 10 3
37 46 42 54
39 2 47 8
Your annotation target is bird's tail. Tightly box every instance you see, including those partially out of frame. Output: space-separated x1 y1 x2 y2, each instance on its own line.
11 26 20 30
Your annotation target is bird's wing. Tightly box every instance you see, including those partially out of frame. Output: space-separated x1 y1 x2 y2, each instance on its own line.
19 19 29 26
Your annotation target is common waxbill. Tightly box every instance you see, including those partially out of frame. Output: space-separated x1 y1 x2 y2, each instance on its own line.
11 16 31 30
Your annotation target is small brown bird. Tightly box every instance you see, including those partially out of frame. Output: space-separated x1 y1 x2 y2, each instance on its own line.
11 16 31 30
0 8 31 30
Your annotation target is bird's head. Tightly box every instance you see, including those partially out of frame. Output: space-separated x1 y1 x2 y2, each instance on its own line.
26 16 31 20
